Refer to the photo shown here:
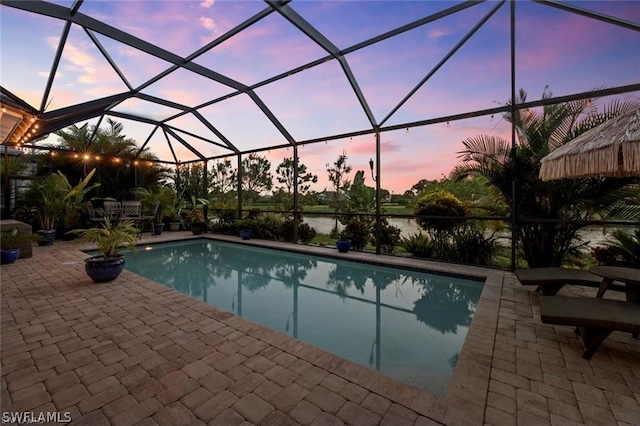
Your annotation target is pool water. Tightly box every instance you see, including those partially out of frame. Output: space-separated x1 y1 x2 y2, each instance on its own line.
122 239 483 397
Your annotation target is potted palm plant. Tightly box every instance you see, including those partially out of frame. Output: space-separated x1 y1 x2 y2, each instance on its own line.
59 169 100 239
0 228 39 265
135 187 172 236
24 174 65 245
335 228 352 253
23 169 98 245
166 191 186 231
186 195 209 235
69 218 138 283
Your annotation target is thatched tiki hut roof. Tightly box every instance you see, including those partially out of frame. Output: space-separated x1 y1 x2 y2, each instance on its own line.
540 109 640 180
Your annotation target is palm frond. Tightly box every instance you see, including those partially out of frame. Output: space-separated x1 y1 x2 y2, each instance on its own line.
457 135 511 164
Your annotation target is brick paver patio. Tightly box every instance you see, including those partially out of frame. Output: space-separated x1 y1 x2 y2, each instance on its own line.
1 233 639 425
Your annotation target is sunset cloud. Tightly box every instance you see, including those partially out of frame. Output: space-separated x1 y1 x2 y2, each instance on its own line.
3 1 637 193
428 28 450 39
199 16 217 32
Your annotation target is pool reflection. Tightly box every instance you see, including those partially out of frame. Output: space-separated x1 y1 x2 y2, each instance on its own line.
124 240 483 397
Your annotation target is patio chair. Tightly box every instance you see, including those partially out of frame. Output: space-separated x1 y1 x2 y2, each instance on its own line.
86 201 105 223
103 201 122 221
515 267 625 296
539 295 640 359
121 201 142 221
140 201 160 237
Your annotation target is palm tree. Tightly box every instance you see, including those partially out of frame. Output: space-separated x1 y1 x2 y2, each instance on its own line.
48 119 168 199
453 88 640 267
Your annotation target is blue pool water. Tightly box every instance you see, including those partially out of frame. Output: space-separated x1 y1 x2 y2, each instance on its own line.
122 239 483 397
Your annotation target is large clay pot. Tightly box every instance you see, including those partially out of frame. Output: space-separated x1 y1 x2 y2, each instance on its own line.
153 223 165 236
37 229 56 246
84 255 125 283
191 223 205 235
335 239 351 253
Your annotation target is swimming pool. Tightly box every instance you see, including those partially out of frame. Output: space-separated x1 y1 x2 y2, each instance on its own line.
122 239 484 397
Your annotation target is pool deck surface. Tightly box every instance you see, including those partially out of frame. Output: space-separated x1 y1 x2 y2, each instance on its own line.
1 232 639 425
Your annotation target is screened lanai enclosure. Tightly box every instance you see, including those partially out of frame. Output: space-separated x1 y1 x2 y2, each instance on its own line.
1 0 639 269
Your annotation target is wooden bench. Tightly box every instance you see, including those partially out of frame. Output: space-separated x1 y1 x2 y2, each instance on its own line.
539 296 640 359
0 219 33 258
516 267 625 296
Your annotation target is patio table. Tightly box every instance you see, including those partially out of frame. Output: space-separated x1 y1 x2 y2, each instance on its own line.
590 265 640 302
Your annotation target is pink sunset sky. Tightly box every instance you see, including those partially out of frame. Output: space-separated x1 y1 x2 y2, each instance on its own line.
2 0 639 194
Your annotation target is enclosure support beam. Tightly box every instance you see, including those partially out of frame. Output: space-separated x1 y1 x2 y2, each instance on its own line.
237 153 243 219
375 131 381 255
203 160 209 228
3 147 9 216
509 0 517 272
293 145 299 244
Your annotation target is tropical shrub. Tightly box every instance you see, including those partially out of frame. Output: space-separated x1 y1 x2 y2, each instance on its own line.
453 89 640 267
450 227 500 266
281 217 317 244
234 218 258 235
400 232 436 258
595 229 640 267
253 213 284 240
414 191 466 234
210 201 238 229
371 218 402 254
342 219 370 251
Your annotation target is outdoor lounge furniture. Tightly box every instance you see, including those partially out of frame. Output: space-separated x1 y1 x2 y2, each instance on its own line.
86 201 106 223
121 201 142 222
539 295 640 359
589 266 640 301
140 202 160 237
103 201 122 221
515 267 625 296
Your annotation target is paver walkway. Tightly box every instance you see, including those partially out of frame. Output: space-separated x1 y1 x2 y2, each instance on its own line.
1 233 639 425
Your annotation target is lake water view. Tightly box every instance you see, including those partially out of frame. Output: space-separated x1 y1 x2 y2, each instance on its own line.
302 216 628 248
